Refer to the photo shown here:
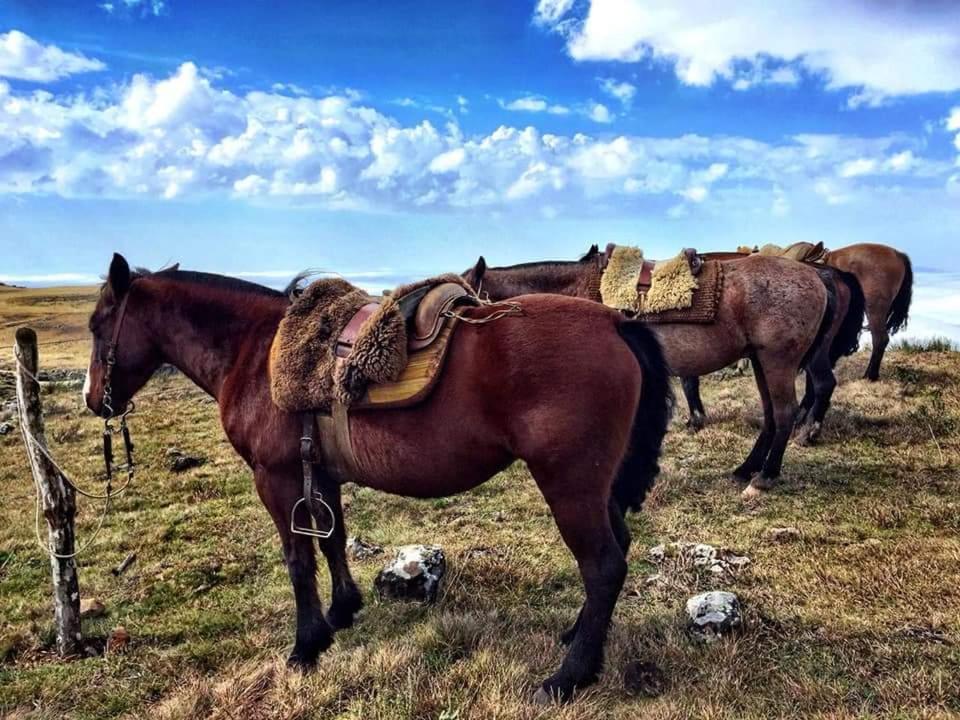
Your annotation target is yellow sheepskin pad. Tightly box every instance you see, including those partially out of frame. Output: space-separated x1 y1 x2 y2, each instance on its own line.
600 245 644 310
641 251 699 314
758 243 785 256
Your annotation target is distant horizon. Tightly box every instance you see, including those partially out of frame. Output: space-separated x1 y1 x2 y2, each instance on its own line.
3 266 958 346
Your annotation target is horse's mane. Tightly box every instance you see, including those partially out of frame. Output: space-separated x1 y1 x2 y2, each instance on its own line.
486 246 599 272
106 264 286 299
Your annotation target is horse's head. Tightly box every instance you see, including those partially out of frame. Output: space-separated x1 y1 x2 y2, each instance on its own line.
462 255 487 293
84 253 162 417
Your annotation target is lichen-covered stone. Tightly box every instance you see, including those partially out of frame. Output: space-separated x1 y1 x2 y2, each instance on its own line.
686 591 742 642
374 545 445 603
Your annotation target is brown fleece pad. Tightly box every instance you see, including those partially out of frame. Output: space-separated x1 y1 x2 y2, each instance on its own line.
638 260 724 324
270 273 474 412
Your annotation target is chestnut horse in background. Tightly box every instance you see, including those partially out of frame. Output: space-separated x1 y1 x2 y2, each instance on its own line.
84 254 672 703
787 242 913 381
465 249 834 498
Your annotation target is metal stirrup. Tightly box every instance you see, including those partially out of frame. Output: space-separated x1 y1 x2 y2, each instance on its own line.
291 415 336 539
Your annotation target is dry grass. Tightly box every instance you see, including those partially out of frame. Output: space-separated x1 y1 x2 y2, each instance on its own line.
1 285 958 719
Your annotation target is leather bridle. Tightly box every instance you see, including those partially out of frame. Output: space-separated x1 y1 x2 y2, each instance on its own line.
100 290 136 486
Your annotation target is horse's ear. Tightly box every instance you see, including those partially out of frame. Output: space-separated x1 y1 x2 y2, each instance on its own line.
474 256 486 281
108 253 131 300
812 241 824 254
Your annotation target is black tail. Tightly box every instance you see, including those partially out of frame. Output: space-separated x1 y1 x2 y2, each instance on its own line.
614 320 673 513
887 252 913 334
801 268 837 370
829 269 865 365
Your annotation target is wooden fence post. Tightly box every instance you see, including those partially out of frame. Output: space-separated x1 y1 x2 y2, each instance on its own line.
14 327 82 657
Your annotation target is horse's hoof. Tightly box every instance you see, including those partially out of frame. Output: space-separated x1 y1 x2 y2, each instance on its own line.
286 653 317 672
326 587 364 631
731 466 754 483
686 413 706 433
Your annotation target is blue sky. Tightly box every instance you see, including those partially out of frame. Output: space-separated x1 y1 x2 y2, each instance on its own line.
1 1 959 337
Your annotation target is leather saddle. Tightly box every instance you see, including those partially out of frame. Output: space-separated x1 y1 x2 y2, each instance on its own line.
335 282 477 361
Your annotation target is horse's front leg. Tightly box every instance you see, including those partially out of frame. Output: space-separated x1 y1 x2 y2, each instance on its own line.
255 466 333 667
313 473 364 631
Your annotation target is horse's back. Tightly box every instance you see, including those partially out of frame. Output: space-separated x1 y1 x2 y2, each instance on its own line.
347 293 642 496
723 255 829 352
826 244 906 304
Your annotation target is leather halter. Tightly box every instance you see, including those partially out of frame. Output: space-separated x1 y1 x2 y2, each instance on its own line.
100 289 136 486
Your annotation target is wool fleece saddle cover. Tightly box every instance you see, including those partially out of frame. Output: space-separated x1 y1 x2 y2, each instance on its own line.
637 259 724 324
269 273 473 413
600 246 723 323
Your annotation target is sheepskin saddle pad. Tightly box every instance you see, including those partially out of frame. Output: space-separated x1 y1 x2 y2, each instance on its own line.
637 257 724 325
600 245 708 315
269 273 479 413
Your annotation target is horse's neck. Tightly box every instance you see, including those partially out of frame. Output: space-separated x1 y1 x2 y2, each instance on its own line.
144 280 281 400
490 264 590 299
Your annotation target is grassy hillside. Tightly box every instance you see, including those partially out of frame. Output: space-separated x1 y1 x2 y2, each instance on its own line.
0 286 958 719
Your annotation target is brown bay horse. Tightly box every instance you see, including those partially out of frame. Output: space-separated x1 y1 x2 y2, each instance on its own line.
465 249 834 498
83 254 672 703
787 242 913 381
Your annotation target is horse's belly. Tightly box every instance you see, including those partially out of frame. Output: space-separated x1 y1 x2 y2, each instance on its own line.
652 323 743 377
346 403 513 499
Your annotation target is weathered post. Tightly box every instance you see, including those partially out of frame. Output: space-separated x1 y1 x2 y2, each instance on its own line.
14 327 82 656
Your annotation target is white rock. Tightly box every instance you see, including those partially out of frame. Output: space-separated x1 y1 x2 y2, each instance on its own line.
686 591 742 642
374 544 446 603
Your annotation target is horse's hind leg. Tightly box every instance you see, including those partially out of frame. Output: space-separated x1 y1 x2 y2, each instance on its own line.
681 376 707 431
533 471 627 702
733 355 774 482
795 352 836 447
256 466 333 667
744 361 799 497
560 498 630 646
795 371 815 428
314 474 363 631
864 308 890 381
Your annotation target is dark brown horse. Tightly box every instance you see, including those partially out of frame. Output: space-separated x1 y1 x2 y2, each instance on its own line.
787 242 913 381
465 248 835 499
83 254 672 703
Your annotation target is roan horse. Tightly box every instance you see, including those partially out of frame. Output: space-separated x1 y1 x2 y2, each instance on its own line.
678 253 865 443
464 248 834 498
785 242 913 381
84 254 672 703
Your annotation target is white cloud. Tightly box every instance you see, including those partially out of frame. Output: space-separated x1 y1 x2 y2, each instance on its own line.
588 102 613 123
100 0 166 17
598 77 636 107
0 61 951 214
0 30 106 83
499 95 570 115
534 0 960 100
838 158 877 178
429 147 466 173
887 150 914 172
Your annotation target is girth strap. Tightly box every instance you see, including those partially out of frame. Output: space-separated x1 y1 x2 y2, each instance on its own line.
316 402 362 485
